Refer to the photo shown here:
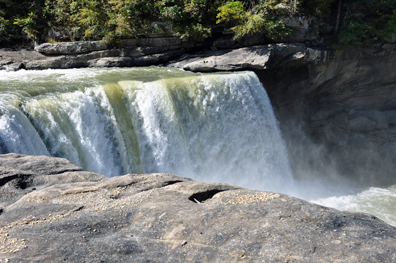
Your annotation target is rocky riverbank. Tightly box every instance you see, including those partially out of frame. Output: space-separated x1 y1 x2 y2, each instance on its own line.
0 38 186 71
1 153 396 262
0 38 331 71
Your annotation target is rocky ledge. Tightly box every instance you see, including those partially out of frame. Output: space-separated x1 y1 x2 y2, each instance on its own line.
0 38 334 71
1 153 396 262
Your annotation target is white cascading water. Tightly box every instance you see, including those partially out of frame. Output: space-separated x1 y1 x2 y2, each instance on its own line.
3 67 396 227
0 68 293 193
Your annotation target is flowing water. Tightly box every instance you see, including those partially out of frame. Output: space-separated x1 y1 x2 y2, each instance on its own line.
1 67 395 226
0 67 293 192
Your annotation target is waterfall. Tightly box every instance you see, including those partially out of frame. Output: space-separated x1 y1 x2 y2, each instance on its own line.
0 67 293 193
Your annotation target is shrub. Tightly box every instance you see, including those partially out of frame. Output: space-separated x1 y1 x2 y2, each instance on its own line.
336 0 396 48
216 0 292 40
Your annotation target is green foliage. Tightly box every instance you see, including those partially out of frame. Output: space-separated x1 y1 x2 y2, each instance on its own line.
78 1 108 39
298 0 396 49
0 16 13 43
159 0 224 39
0 0 42 44
298 0 335 16
336 0 396 48
216 0 292 40
108 0 158 38
43 0 110 40
13 12 42 39
0 0 395 49
217 1 246 24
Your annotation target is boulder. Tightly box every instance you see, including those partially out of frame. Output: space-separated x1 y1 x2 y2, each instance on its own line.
348 115 377 132
360 110 389 130
119 37 182 48
180 44 334 72
384 110 396 125
35 41 108 55
273 16 318 43
183 46 274 71
1 153 396 262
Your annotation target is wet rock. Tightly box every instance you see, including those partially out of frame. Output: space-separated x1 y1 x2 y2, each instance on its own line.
360 110 389 130
384 110 396 125
348 115 377 132
1 154 396 262
257 46 396 186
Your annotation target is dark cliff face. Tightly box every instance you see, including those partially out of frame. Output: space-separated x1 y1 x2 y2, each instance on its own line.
256 46 396 187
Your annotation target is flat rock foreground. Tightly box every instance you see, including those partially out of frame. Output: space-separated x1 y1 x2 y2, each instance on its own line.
1 154 396 262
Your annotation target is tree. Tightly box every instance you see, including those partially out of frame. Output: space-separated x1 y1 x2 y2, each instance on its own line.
216 0 292 40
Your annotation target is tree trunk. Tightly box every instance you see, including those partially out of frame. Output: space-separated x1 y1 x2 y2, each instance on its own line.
33 0 47 42
34 0 43 20
335 0 342 34
289 0 297 14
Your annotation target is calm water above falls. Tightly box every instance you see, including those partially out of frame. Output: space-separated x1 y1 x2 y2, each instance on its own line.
1 67 395 227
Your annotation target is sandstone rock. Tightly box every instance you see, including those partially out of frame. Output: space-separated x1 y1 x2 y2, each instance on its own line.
23 48 184 70
310 105 345 121
382 43 396 51
348 115 377 132
182 46 274 72
0 153 105 208
119 37 182 48
35 41 108 55
89 57 134 68
360 110 389 130
212 33 267 50
120 46 170 57
179 44 334 72
1 154 396 262
328 111 385 135
254 46 396 186
0 62 25 71
384 110 396 125
3 42 333 72
233 33 266 47
323 125 349 146
273 16 317 43
213 36 236 49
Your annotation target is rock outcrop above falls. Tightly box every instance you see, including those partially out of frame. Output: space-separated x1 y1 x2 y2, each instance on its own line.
34 41 108 55
0 39 332 71
0 38 187 71
1 153 396 262
171 43 333 72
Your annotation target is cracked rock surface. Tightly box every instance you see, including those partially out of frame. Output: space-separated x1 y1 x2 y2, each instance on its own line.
1 153 396 262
